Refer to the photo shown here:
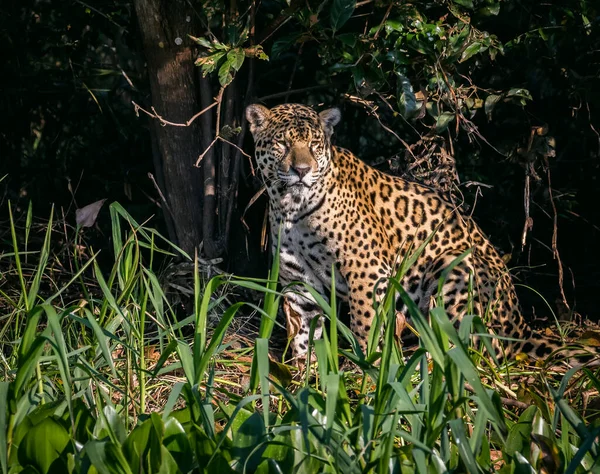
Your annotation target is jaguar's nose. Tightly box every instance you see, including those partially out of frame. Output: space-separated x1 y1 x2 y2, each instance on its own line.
291 165 311 179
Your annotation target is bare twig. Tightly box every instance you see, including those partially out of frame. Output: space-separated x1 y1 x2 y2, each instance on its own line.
464 383 530 410
521 174 533 249
372 2 393 40
147 172 175 220
463 180 493 189
74 0 126 30
195 137 219 167
215 86 226 137
132 100 218 127
544 157 570 311
241 186 267 231
220 137 253 161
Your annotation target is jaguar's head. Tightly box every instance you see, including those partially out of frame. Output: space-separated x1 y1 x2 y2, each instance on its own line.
246 103 341 193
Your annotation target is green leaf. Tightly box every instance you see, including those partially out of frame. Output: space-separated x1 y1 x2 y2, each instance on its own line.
449 419 480 474
396 73 418 119
271 35 297 60
506 88 532 101
232 411 267 470
189 35 212 48
435 112 455 133
506 406 538 457
460 42 482 62
85 440 134 474
227 48 245 72
94 406 127 445
196 51 226 76
17 417 70 474
478 4 500 16
163 417 193 474
453 0 474 8
484 94 502 118
330 0 356 32
123 413 165 474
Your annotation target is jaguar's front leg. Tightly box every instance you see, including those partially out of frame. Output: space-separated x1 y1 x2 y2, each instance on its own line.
344 267 390 355
282 289 324 359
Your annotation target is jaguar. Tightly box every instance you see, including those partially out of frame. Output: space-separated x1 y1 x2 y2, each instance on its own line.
246 102 595 364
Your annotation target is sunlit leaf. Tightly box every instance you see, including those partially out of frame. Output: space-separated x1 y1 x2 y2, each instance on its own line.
17 417 70 474
227 48 245 72
460 42 482 62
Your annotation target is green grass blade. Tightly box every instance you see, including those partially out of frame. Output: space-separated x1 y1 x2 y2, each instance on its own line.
84 308 117 379
0 382 8 474
324 373 339 443
8 202 28 311
258 228 281 340
195 275 225 365
256 338 271 431
449 418 481 474
195 302 244 385
27 206 53 309
44 305 75 429
24 200 33 263
176 340 196 386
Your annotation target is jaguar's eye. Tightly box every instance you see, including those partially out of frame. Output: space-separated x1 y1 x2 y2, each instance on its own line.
310 141 321 149
274 141 287 153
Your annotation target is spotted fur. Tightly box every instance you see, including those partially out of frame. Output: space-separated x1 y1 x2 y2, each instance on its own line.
246 103 597 364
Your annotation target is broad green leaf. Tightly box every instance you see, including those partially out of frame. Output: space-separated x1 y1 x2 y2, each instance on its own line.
164 417 193 474
85 440 133 474
218 60 233 86
189 35 212 48
460 42 482 62
94 406 127 445
396 73 418 118
506 88 532 101
506 406 538 456
232 411 267 471
330 0 356 32
123 413 164 474
453 0 474 8
478 4 500 16
484 94 502 118
196 51 226 76
227 48 245 72
435 112 456 133
17 417 70 474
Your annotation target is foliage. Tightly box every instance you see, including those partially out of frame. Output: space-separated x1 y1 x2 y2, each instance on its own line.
2 205 600 473
1 0 599 313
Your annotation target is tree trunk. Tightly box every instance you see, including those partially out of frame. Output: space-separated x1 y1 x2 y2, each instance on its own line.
133 0 203 256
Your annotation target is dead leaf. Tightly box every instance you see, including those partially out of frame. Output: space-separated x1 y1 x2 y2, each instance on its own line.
76 199 107 228
579 330 600 347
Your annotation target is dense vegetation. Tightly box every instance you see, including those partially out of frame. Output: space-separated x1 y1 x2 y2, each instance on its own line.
1 0 600 472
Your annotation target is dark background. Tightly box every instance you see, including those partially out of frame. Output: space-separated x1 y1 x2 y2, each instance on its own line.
1 0 598 321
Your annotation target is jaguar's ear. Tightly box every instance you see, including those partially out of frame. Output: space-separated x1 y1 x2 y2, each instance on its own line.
246 104 270 135
319 108 341 138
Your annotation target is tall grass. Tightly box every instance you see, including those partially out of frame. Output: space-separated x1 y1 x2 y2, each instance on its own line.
0 202 599 473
